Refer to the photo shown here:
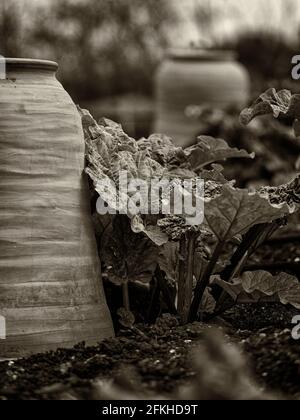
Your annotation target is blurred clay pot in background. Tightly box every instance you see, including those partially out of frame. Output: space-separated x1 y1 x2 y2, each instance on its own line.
0 58 114 358
154 48 250 147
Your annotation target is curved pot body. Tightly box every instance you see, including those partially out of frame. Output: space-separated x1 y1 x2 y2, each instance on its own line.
0 59 114 358
154 49 250 147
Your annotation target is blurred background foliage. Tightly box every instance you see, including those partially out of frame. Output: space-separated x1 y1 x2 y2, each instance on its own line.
1 0 300 101
1 0 300 130
30 0 177 101
0 0 177 101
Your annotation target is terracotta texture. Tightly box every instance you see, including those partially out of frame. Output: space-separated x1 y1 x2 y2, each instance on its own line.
0 59 114 358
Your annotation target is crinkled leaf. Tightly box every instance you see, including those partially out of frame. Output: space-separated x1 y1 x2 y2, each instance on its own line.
137 134 186 167
157 216 209 242
140 214 212 247
134 150 164 179
184 136 254 171
101 216 157 285
167 167 197 179
240 89 300 137
240 89 293 124
204 180 224 200
131 215 169 246
81 108 165 183
81 108 206 224
241 271 300 309
200 164 231 185
259 175 300 212
213 271 300 310
204 184 292 242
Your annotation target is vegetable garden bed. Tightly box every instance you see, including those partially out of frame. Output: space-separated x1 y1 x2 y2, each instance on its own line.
1 88 300 400
0 305 299 400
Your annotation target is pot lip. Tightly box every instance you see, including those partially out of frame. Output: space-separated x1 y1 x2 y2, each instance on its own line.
4 58 58 71
166 48 237 62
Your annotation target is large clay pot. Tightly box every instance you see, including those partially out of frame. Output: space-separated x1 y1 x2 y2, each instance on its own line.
0 58 114 358
154 49 250 147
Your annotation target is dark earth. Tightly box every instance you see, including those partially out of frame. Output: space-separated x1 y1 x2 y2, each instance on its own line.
0 238 299 400
0 303 299 400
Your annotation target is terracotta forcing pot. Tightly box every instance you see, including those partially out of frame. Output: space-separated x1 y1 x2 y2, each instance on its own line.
154 49 250 147
0 58 114 358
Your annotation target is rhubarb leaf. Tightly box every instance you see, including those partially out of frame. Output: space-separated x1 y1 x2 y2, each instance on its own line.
184 136 254 171
200 164 231 184
259 175 300 212
241 271 300 309
137 133 186 167
204 184 292 242
131 215 169 247
101 216 158 285
240 88 300 136
213 271 300 310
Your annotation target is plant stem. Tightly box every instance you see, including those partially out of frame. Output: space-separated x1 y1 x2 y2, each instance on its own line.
213 222 280 316
155 265 177 316
177 231 197 324
188 240 225 323
122 282 130 311
220 223 269 282
147 277 160 324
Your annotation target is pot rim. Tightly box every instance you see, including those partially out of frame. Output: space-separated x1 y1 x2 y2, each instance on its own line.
4 58 58 71
166 48 237 62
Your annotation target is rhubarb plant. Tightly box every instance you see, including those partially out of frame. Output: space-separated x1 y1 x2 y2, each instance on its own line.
240 88 300 136
80 92 300 325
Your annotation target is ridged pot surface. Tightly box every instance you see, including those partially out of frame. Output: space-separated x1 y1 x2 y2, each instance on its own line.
0 59 114 358
154 49 250 147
